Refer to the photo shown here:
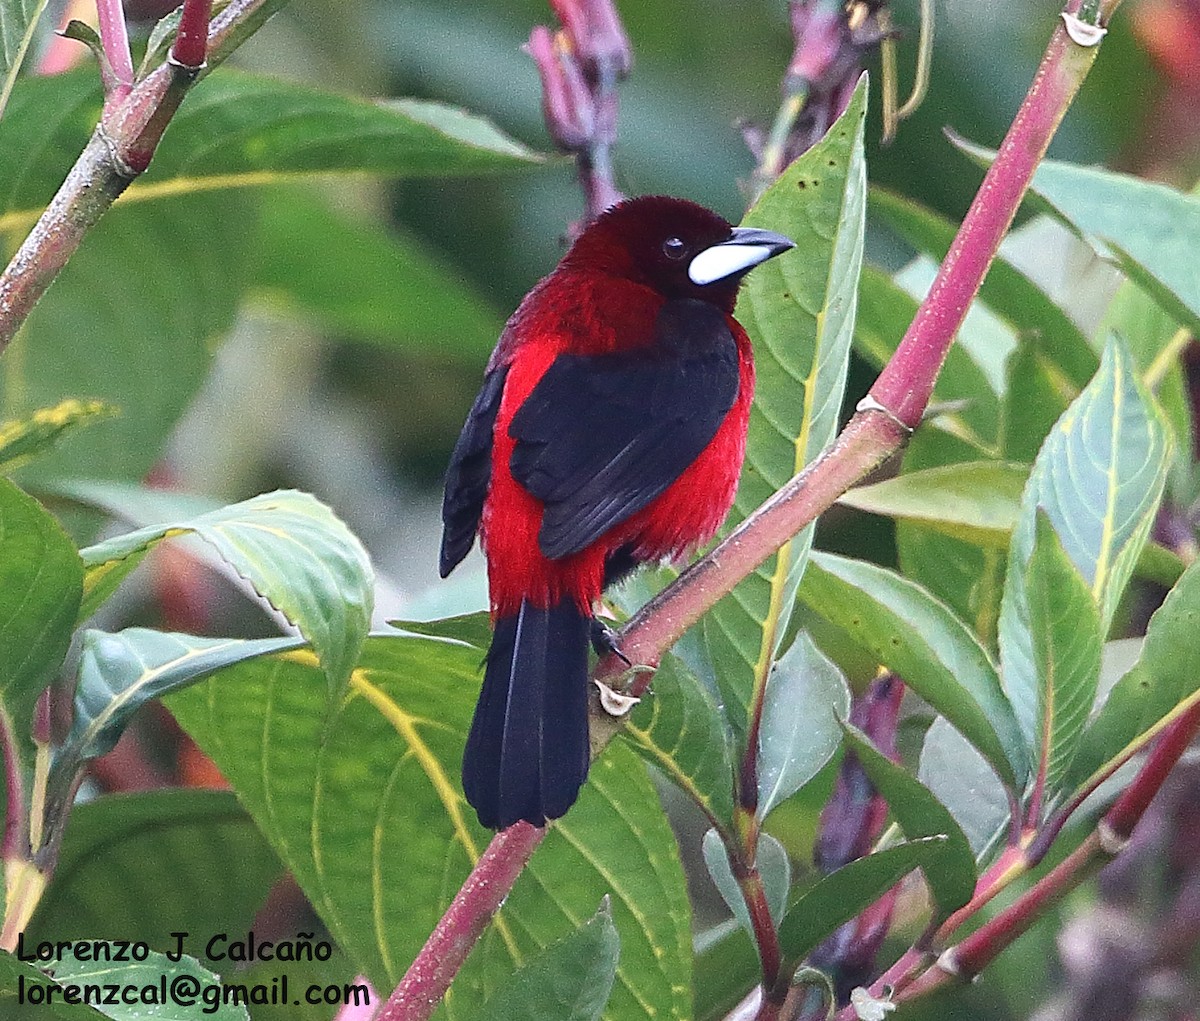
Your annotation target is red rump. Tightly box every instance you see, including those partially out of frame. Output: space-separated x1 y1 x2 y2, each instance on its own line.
441 196 794 829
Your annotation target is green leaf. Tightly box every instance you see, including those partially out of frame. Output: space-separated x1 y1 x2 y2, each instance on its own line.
704 77 867 734
756 632 850 820
868 187 1094 381
839 462 1028 547
702 829 790 940
1071 560 1200 792
0 479 81 746
30 789 281 950
79 489 373 689
622 653 736 828
390 611 493 651
1024 513 1103 798
166 635 692 1021
50 630 300 801
918 717 1011 856
799 551 1025 789
998 337 1170 759
250 190 503 358
0 0 49 118
3 191 255 487
49 950 249 1021
1018 155 1200 335
0 69 542 231
1001 330 1096 464
0 952 105 1019
0 400 116 474
841 726 976 919
776 838 948 964
470 900 619 1021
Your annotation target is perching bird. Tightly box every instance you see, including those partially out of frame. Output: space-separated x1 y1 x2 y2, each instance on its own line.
440 196 794 829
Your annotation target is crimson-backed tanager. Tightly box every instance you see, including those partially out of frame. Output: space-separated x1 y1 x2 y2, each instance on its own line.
440 196 794 830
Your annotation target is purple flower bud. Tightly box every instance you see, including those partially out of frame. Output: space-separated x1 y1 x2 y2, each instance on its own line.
525 26 596 152
551 0 632 82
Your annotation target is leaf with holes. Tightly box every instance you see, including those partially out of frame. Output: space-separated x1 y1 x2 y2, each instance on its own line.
704 77 866 737
79 489 373 690
998 336 1169 760
166 635 692 1021
622 653 736 828
799 551 1025 790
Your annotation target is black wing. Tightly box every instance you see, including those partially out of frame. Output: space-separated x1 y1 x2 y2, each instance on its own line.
509 299 740 560
440 365 508 577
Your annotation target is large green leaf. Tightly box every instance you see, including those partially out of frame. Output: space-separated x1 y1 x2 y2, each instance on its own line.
840 727 975 920
776 838 948 964
621 653 736 828
79 489 373 690
917 717 1010 856
0 69 541 230
1023 514 1103 798
166 635 692 1021
998 337 1170 761
1071 560 1200 793
756 631 849 820
1020 156 1200 335
0 479 81 746
30 789 282 950
704 78 866 734
250 190 502 358
798 552 1025 789
469 902 619 1021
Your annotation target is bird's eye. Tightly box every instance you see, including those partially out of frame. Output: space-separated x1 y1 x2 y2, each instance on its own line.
662 237 686 260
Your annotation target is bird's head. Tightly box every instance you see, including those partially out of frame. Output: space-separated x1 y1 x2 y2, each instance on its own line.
564 195 795 310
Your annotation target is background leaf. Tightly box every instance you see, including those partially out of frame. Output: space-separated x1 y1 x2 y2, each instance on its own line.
469 901 619 1021
756 632 850 820
80 489 373 689
704 78 867 733
798 551 1024 789
841 726 976 919
918 717 1011 857
702 829 790 939
0 479 81 747
0 400 115 474
998 336 1169 760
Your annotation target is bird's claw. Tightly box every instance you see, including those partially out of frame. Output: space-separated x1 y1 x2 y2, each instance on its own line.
589 618 631 666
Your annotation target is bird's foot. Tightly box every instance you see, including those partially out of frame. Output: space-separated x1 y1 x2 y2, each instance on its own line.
589 618 631 666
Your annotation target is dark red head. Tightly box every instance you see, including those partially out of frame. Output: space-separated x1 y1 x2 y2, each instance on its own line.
562 196 795 311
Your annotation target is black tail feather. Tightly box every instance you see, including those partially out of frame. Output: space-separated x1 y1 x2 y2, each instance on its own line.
463 599 591 829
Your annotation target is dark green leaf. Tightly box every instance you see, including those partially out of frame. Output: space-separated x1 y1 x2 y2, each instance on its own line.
799 551 1024 789
702 828 790 939
757 632 850 820
30 789 281 950
0 952 104 1019
167 635 693 1021
622 653 736 827
79 489 373 690
777 838 948 964
469 900 619 1021
389 611 493 651
0 0 48 117
1001 331 1096 464
0 479 81 747
705 78 867 734
841 726 976 919
1024 513 1103 798
998 337 1169 758
250 190 502 358
1071 560 1200 792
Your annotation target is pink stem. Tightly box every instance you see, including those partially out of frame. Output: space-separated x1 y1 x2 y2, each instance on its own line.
375 823 545 1021
95 0 135 98
171 0 214 69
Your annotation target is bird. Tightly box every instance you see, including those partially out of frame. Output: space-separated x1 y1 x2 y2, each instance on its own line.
440 195 794 829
